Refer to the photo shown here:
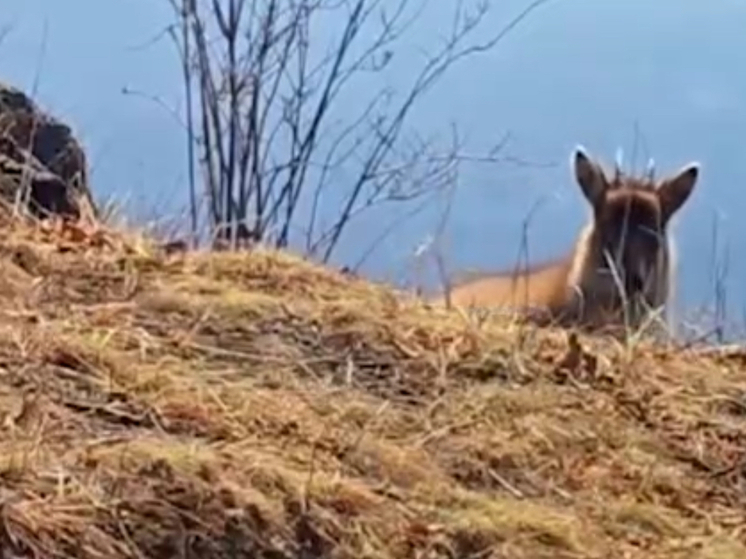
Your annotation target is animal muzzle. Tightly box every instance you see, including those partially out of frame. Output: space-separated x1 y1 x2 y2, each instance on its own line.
625 272 644 294
624 261 651 296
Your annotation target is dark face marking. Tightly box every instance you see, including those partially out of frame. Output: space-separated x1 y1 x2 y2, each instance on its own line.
596 190 664 297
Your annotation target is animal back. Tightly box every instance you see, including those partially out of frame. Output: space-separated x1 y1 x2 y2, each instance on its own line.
432 258 572 313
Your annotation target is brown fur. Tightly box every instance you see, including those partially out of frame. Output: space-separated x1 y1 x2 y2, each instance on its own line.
431 146 700 332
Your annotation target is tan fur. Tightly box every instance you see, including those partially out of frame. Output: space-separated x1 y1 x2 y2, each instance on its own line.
430 146 700 332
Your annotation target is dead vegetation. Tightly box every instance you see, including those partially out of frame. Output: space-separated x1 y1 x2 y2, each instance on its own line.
0 212 744 559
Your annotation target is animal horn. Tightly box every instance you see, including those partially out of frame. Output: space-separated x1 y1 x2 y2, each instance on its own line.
614 147 624 180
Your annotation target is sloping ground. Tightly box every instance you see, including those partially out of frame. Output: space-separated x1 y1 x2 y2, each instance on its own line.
0 217 744 558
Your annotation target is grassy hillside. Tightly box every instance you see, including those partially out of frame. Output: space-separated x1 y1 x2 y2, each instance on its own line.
0 215 744 559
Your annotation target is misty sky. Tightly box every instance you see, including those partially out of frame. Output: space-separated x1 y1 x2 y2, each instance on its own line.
2 0 746 330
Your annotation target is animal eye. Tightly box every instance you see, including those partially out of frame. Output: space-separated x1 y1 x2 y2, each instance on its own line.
637 225 660 240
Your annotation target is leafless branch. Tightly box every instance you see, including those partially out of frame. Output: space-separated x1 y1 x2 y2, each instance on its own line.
161 0 552 259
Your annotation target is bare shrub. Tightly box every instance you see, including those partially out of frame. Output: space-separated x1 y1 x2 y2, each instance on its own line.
163 0 552 259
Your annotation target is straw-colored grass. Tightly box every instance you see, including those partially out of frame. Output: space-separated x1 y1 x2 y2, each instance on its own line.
0 212 744 559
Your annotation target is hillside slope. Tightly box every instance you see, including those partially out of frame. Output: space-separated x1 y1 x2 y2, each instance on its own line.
0 217 744 559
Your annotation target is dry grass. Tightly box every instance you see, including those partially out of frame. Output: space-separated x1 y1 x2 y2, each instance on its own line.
0 213 744 559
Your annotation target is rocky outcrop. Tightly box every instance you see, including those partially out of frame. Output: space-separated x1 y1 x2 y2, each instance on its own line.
0 80 97 220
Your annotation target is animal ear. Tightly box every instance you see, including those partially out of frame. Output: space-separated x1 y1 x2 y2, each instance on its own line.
572 146 608 205
657 162 699 220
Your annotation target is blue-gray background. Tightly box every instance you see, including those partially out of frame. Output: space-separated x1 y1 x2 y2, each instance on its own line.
2 0 743 335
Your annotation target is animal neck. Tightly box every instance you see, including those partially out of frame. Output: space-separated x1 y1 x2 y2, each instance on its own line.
565 221 598 291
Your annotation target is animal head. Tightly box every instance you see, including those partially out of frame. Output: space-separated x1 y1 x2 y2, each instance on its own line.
571 146 699 305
